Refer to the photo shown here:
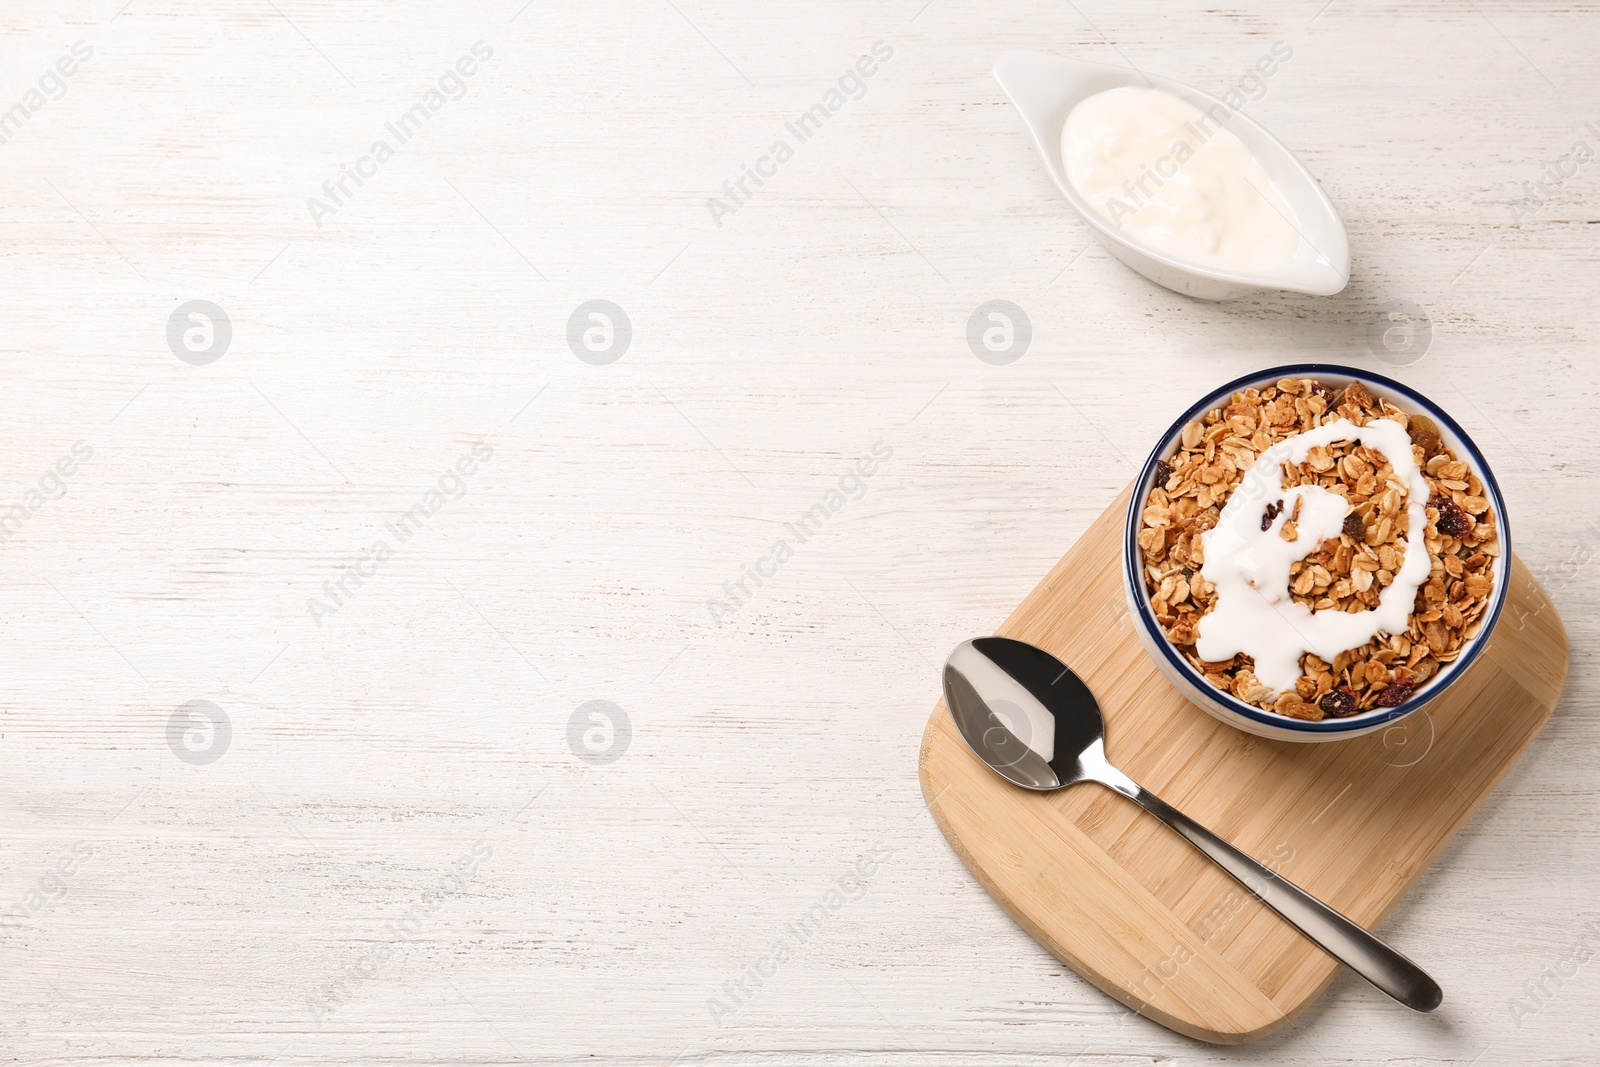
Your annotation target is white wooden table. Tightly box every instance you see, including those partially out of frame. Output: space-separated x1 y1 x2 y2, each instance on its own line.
2 1 1596 1063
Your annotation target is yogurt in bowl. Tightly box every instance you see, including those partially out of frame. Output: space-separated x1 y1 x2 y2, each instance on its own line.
1061 86 1303 275
993 50 1349 301
1122 365 1511 742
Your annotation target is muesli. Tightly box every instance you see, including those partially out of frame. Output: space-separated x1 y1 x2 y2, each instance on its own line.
1138 378 1498 720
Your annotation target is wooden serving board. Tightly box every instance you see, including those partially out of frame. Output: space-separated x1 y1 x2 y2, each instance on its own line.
919 484 1568 1044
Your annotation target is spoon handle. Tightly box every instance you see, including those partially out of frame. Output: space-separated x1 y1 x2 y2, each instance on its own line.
1112 779 1442 1012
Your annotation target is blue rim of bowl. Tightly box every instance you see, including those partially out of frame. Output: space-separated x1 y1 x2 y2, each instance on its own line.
1123 363 1513 734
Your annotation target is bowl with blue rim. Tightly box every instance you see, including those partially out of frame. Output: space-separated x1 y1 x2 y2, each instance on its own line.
1123 364 1511 742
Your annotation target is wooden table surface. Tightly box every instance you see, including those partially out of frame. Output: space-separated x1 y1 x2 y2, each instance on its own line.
1 1 1595 1064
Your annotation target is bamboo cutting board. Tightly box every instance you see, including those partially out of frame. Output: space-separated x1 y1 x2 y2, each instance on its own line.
919 485 1568 1044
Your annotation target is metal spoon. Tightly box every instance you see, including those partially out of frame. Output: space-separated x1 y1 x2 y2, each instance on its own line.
944 636 1442 1012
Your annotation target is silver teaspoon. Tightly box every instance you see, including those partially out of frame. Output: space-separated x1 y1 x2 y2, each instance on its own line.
944 636 1442 1012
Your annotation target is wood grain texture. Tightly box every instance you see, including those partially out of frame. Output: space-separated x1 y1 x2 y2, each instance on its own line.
919 484 1568 1043
0 0 1597 1064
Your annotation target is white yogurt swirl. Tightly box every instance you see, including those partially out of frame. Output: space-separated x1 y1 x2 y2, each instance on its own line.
1195 417 1432 693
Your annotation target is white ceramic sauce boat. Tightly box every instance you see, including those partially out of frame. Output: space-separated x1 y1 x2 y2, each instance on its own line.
994 49 1350 301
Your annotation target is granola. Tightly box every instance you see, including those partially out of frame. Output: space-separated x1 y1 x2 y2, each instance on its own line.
1138 378 1499 721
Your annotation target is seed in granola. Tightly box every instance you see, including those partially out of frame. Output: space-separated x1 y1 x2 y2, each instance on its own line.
1432 496 1472 539
1318 686 1357 717
1376 678 1414 708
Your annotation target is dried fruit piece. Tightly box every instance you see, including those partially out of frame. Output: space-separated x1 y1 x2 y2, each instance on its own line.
1409 432 1442 461
1432 496 1472 539
1376 678 1414 708
1342 511 1364 539
1406 415 1443 459
1261 500 1283 531
1154 459 1173 488
1318 686 1357 717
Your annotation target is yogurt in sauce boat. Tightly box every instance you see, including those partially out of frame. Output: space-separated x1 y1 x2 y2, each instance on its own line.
1061 86 1301 275
993 50 1349 300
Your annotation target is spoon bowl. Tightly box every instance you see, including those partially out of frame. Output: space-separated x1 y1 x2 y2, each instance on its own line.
945 635 1105 790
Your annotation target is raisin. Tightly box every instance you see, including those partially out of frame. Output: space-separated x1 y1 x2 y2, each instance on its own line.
1260 500 1282 532
1309 381 1337 405
1154 459 1173 488
1407 414 1438 437
1342 512 1364 539
1410 430 1442 459
1318 687 1357 717
1377 679 1414 708
1407 416 1443 459
1432 497 1472 539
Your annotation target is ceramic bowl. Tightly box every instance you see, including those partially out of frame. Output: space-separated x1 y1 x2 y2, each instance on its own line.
993 49 1349 301
1122 364 1512 742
